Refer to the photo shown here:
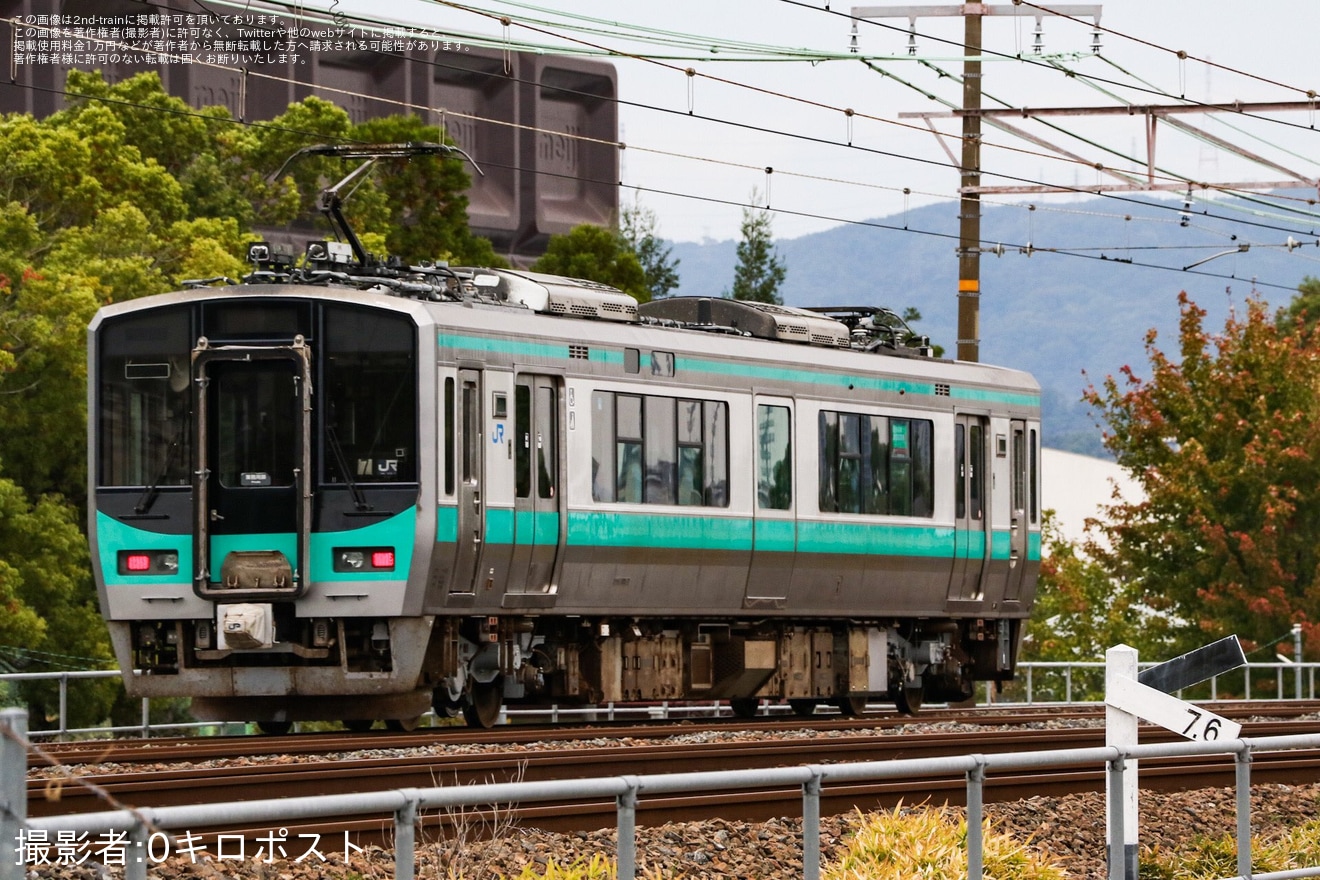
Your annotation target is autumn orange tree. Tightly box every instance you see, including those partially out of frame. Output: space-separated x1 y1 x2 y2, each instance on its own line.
1084 290 1320 658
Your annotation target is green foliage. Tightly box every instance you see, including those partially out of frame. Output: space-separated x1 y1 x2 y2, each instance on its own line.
621 196 679 299
823 806 1065 880
1140 819 1320 879
1021 512 1172 698
0 475 115 728
1275 275 1320 335
728 191 786 304
532 224 650 301
1085 291 1320 657
500 854 671 880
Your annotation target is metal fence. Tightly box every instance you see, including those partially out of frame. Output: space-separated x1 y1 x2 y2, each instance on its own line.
4 662 1319 740
3 708 1319 880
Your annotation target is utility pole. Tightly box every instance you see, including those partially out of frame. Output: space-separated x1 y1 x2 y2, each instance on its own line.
850 4 1101 362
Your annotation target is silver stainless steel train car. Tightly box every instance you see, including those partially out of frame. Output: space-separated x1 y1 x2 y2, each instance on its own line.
88 245 1042 730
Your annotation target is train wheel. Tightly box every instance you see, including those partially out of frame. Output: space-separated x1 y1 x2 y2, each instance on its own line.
729 698 760 719
385 716 421 732
464 678 503 729
342 719 374 732
894 685 924 716
256 720 292 736
834 696 868 717
789 699 819 717
432 690 463 719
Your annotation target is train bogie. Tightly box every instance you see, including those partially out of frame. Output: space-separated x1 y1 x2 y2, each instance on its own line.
89 256 1039 729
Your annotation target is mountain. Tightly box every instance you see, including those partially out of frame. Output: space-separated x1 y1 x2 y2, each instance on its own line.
669 195 1316 455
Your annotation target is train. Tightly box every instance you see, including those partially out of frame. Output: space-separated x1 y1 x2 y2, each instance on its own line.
88 159 1041 730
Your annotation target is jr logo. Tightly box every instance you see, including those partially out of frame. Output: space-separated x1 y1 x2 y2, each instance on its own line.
492 423 505 444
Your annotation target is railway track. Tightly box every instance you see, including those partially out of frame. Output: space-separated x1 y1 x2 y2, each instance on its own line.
26 710 1320 849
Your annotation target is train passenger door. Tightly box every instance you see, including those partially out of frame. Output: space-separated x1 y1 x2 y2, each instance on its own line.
452 369 485 593
510 374 563 594
1005 419 1031 602
947 413 988 606
745 398 794 608
194 342 311 599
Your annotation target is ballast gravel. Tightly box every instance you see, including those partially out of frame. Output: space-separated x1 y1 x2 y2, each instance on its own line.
24 718 1320 879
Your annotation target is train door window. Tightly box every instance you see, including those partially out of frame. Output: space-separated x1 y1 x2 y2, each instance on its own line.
624 348 640 374
591 392 615 502
968 423 984 520
515 384 532 499
537 385 556 499
1012 427 1026 513
216 362 297 487
644 396 676 504
461 381 479 482
1030 428 1039 524
704 401 729 507
757 405 792 510
954 424 965 520
616 394 643 503
444 378 455 496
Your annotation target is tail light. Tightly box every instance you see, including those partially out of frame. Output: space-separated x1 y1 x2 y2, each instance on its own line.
333 547 396 572
117 550 180 576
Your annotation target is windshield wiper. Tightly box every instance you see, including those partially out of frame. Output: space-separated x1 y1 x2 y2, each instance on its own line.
326 424 372 512
134 425 183 515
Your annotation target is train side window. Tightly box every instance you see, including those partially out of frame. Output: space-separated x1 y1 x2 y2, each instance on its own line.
837 413 863 514
651 351 675 377
677 399 703 506
818 411 838 512
591 392 616 502
616 394 643 503
866 416 889 514
757 405 792 510
910 419 934 517
644 396 676 504
704 401 729 507
624 348 640 374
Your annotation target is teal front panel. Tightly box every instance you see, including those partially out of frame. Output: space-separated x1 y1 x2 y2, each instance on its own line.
96 511 192 588
309 510 418 582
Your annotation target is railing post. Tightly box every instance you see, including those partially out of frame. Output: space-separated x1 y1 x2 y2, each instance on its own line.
141 698 151 739
1025 664 1033 703
617 777 638 880
802 769 822 880
394 798 417 880
1065 665 1073 703
1236 746 1253 880
966 757 986 880
1 708 28 880
58 673 69 740
126 821 147 880
1106 753 1130 880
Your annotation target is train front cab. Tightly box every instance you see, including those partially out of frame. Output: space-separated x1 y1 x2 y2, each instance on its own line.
89 291 435 730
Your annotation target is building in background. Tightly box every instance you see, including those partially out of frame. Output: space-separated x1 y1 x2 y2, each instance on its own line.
0 0 618 261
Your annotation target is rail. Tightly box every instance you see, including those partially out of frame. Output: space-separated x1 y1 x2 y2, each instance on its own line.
2 662 1319 739
2 708 1318 880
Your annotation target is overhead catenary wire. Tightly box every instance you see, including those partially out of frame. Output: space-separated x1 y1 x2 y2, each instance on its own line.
5 3 1319 290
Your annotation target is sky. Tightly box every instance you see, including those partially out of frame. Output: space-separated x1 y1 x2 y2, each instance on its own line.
279 1 1320 246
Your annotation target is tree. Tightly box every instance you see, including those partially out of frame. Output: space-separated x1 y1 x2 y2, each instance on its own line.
728 191 786 304
531 224 650 301
0 473 117 728
1084 290 1320 658
620 196 679 299
1276 275 1320 335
